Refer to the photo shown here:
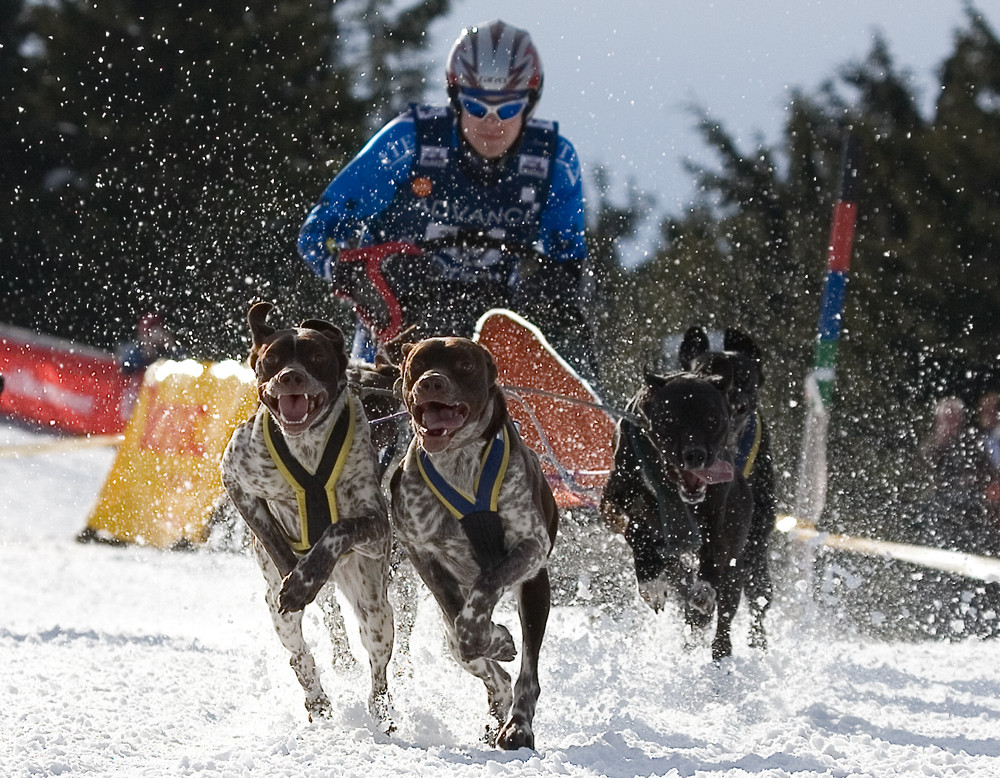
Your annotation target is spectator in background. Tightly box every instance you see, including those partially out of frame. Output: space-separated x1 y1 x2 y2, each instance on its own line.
977 391 1000 522
916 396 996 554
116 314 187 375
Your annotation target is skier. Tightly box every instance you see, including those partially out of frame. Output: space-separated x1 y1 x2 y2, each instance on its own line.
298 19 595 379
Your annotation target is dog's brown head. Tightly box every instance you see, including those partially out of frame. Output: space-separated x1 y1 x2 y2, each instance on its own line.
396 337 505 454
247 301 347 436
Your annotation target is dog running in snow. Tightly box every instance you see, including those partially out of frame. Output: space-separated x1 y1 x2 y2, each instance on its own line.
678 326 775 651
389 336 558 750
221 301 394 726
601 366 754 660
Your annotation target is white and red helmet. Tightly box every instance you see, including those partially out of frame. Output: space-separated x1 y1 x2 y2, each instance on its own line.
446 19 543 109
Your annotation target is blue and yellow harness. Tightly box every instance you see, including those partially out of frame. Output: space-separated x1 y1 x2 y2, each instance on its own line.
417 426 510 570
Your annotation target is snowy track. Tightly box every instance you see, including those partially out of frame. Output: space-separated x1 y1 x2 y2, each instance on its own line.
3 421 999 777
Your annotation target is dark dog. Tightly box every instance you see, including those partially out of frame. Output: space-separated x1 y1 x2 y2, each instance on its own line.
601 368 754 660
679 326 775 650
221 302 394 726
389 337 558 750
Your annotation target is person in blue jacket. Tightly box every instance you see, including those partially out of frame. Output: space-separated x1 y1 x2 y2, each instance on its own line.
298 19 594 378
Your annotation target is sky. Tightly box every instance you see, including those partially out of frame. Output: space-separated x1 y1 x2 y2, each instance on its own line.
428 1 1000 263
4 419 1000 776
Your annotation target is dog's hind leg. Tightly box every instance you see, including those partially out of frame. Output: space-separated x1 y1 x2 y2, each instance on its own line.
337 555 395 731
316 591 356 668
745 447 776 650
497 567 551 751
445 629 514 745
388 545 419 667
255 542 331 719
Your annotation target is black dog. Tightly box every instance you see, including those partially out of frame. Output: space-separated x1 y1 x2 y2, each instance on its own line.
601 367 754 660
679 326 775 650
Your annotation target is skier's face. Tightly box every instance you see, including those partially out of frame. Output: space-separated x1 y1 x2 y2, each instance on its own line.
458 90 528 159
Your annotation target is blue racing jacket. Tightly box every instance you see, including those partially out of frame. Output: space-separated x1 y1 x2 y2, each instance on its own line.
298 104 593 374
299 104 587 279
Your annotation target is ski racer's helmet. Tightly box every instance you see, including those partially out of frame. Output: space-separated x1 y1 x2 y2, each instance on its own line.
446 19 543 114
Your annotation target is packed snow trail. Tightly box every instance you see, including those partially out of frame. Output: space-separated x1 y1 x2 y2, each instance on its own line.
2 421 999 777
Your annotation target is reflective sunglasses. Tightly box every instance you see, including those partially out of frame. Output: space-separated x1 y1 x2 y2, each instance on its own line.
458 91 530 121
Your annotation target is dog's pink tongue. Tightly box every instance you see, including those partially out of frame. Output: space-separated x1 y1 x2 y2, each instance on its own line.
693 460 735 484
278 394 309 423
422 405 465 432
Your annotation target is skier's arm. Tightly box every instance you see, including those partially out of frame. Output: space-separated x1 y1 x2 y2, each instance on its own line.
298 115 417 281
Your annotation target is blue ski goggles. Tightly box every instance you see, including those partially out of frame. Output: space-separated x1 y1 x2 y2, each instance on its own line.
458 90 530 121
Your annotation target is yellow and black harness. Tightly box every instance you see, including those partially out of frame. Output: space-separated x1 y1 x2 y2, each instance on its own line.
262 402 355 553
417 425 510 570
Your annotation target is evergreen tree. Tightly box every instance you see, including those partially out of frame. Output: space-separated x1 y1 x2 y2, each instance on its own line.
623 7 1000 530
2 0 448 357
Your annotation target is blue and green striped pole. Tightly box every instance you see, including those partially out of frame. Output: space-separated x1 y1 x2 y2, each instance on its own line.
794 133 863 525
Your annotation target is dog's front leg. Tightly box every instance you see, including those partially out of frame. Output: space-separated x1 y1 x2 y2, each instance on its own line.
456 538 546 663
223 478 296 577
279 515 386 612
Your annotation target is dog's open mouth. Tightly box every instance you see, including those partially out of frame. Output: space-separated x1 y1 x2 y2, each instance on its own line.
266 390 328 430
413 401 469 450
678 460 734 504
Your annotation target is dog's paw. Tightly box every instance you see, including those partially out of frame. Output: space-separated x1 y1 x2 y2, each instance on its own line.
484 623 517 662
279 569 324 612
637 575 671 612
305 693 333 722
456 620 516 663
687 579 717 616
369 690 396 735
497 717 535 751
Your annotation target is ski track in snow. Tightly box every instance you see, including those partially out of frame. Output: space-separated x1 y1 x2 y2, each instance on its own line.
2 421 1000 777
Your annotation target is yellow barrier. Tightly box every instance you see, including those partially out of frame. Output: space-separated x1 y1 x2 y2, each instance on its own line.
84 360 257 548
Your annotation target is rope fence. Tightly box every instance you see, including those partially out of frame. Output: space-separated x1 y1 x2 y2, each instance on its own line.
0 433 123 458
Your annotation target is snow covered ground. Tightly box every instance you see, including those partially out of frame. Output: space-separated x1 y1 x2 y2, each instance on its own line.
3 419 1000 778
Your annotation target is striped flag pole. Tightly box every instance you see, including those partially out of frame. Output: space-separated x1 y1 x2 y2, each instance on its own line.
794 133 863 526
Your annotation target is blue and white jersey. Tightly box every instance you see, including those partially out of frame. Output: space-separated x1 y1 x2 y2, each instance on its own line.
298 105 588 286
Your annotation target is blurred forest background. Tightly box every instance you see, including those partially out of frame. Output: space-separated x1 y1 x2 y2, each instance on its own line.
3 0 999 544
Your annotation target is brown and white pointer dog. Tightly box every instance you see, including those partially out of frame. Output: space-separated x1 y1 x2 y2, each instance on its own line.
221 302 394 727
389 337 558 750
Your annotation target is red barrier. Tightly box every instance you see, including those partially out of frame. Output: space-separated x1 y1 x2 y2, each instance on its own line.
0 324 141 435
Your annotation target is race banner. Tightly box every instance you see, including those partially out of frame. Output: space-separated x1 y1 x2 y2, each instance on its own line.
0 324 140 435
84 360 257 548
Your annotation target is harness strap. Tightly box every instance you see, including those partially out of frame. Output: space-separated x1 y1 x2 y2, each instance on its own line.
736 411 762 478
263 403 355 553
417 427 510 570
417 426 510 520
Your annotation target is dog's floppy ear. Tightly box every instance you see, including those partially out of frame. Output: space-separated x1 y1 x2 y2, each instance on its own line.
678 326 710 370
723 328 765 385
481 346 507 441
396 342 415 401
644 370 670 388
703 360 735 394
299 318 346 355
247 302 276 368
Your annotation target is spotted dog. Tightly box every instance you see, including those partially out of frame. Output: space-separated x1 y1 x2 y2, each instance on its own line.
221 302 394 726
390 337 558 750
601 369 754 660
679 326 775 650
